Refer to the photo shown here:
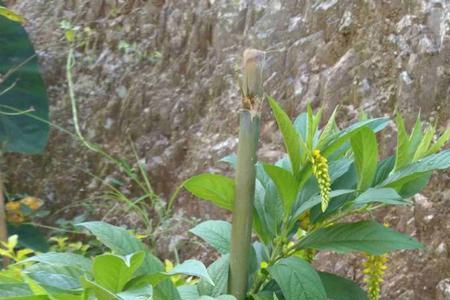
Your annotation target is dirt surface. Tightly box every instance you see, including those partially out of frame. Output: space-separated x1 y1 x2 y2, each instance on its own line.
3 0 450 299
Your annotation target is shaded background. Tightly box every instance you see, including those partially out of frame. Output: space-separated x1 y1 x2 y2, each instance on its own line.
3 1 450 299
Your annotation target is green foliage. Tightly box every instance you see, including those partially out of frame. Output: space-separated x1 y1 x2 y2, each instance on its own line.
186 98 449 299
1 93 448 300
297 221 422 255
267 257 327 300
0 7 49 154
190 221 231 254
183 174 235 211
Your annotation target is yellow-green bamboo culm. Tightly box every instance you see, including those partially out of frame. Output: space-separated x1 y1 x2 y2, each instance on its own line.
229 48 263 300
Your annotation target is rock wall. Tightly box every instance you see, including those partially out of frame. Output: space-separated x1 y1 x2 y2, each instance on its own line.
4 0 450 298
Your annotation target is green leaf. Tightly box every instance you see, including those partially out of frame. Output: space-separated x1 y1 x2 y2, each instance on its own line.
7 224 49 252
427 126 450 155
25 263 84 292
353 188 410 206
393 114 411 171
263 164 299 216
177 285 199 300
22 252 92 272
413 125 435 160
93 252 145 293
117 284 153 300
190 220 231 254
198 296 237 300
323 118 389 157
81 276 116 300
397 173 432 198
317 107 338 149
293 189 355 220
350 127 378 191
183 174 235 211
153 279 181 300
78 222 163 275
198 255 229 297
267 257 327 300
299 221 423 255
268 97 304 176
318 272 368 300
380 150 450 188
0 11 49 154
0 283 34 297
373 156 395 186
0 6 25 23
219 154 237 168
168 260 214 286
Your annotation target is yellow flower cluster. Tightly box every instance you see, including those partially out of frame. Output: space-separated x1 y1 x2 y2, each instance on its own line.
311 150 331 212
363 253 388 300
5 197 42 224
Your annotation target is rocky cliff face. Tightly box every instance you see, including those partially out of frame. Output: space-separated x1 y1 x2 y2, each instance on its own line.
5 0 450 298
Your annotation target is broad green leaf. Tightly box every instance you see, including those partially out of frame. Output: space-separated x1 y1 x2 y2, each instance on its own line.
198 255 229 297
183 174 235 211
268 97 304 175
293 112 307 140
0 10 49 154
380 150 450 188
253 169 284 242
329 158 353 182
47 294 82 300
373 156 395 186
323 117 389 157
219 154 237 168
25 263 84 292
268 257 327 300
263 164 299 216
93 252 145 292
299 221 423 255
22 252 92 272
198 296 237 300
397 173 432 198
168 260 214 286
190 220 231 254
153 279 181 300
318 272 368 300
0 296 48 300
116 284 153 300
353 188 410 206
78 222 163 275
177 285 199 300
81 276 116 300
7 224 49 252
350 127 378 191
0 283 33 297
293 189 355 220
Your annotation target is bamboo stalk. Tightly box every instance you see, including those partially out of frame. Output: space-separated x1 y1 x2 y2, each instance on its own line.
229 49 264 300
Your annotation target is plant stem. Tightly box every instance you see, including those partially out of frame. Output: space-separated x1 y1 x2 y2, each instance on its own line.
229 49 264 300
229 110 260 300
0 173 8 268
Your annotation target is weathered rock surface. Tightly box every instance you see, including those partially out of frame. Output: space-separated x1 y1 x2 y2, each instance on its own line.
4 0 450 298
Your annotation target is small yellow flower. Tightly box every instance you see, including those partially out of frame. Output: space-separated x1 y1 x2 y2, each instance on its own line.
363 253 388 300
311 150 331 212
20 197 42 211
260 261 268 269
